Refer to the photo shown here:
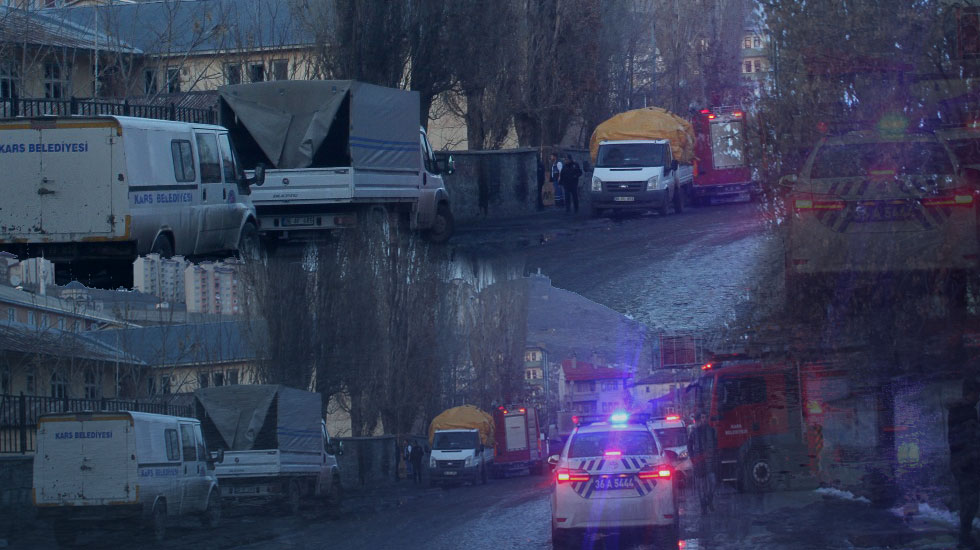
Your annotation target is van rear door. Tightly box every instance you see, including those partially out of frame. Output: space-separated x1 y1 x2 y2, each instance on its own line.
37 120 117 235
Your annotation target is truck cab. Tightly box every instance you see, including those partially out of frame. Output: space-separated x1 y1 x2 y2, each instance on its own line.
428 429 491 486
590 139 688 216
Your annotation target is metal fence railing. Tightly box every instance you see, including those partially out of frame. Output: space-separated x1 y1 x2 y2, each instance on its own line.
0 96 216 124
0 393 192 454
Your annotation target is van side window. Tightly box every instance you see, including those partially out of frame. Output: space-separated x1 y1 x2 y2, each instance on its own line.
195 133 222 184
180 424 197 461
194 424 207 460
165 428 180 461
217 133 238 183
171 140 196 182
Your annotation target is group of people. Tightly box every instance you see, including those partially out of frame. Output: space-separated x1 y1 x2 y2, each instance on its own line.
400 439 424 484
538 152 584 214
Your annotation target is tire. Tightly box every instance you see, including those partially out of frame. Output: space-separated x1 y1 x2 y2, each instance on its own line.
743 450 773 492
287 480 302 515
151 500 167 543
327 475 343 508
655 523 680 549
150 234 174 258
200 490 221 529
53 521 77 548
237 222 262 263
551 525 571 550
480 464 488 485
658 190 670 216
673 185 685 213
424 202 454 244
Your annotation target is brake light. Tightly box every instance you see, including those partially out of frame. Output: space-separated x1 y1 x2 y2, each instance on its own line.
638 465 672 480
707 114 716 120
556 468 590 483
665 415 680 421
604 450 622 456
571 416 579 424
501 409 508 414
921 192 975 207
733 110 743 118
699 109 711 114
794 199 846 211
519 408 526 413
701 363 712 371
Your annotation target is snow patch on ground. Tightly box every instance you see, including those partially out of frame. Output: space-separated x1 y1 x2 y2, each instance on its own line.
890 502 980 529
815 487 871 504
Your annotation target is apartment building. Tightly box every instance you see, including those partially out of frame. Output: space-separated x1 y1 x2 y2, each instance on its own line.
133 253 189 305
184 259 244 315
558 358 633 415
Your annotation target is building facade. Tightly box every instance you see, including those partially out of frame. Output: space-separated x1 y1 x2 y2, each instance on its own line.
133 253 189 305
558 359 633 415
184 259 244 315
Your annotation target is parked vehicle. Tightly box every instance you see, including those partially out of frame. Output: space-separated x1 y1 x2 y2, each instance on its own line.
691 106 756 204
782 129 979 299
428 405 494 486
491 404 544 477
194 385 342 514
0 116 262 264
217 80 454 245
936 125 980 184
588 107 695 217
549 412 679 549
33 411 222 546
647 415 692 485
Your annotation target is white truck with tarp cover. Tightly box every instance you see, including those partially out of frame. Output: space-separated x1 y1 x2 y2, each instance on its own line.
193 385 342 514
0 116 261 265
218 80 454 243
33 411 222 546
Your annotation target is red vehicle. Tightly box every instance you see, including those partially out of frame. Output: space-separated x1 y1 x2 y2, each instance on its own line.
691 106 756 204
689 354 884 493
492 405 544 477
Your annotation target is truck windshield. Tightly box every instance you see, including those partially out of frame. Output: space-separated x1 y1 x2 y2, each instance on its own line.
810 142 954 179
568 430 658 458
433 432 478 450
652 427 687 448
596 143 668 168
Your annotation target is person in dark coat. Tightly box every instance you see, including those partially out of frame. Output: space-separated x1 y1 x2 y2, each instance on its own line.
560 154 582 213
949 377 980 548
688 410 717 513
410 442 424 484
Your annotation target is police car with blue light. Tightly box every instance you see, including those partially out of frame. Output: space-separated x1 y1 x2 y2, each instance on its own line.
548 412 680 549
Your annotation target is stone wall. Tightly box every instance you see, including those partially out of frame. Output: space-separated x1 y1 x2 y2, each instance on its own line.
442 148 592 224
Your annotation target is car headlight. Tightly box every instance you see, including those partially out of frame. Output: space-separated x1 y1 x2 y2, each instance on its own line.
429 457 437 468
646 175 661 191
679 450 689 460
464 455 474 466
591 175 603 192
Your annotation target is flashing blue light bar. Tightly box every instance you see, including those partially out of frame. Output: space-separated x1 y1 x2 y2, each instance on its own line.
610 412 629 423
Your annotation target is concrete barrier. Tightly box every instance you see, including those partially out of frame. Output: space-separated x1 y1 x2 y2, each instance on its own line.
336 436 397 489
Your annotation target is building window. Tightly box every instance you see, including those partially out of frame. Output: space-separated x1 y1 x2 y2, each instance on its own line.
73 320 81 332
147 375 156 396
213 371 224 387
601 402 617 413
50 371 67 398
6 307 14 323
166 67 180 94
27 311 35 325
225 64 242 85
272 59 288 80
249 63 265 82
601 380 619 391
26 374 35 394
227 369 239 385
144 68 158 95
58 318 65 330
0 61 17 99
40 314 48 328
198 372 209 389
743 61 753 73
84 370 100 399
44 62 68 99
1 366 9 394
754 59 762 73
161 375 171 394
753 36 762 48
743 37 752 48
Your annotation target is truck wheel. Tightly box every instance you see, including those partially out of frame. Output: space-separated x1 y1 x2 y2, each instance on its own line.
53 521 77 547
744 450 773 492
200 490 221 529
590 206 604 218
327 475 344 508
287 480 302 515
481 464 488 485
150 234 174 258
673 185 685 213
151 500 167 542
424 203 454 244
658 192 670 216
237 222 262 263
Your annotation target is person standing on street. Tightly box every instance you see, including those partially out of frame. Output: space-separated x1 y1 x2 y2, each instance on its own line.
948 377 980 549
688 410 718 514
404 439 413 478
560 154 582 214
410 442 424 484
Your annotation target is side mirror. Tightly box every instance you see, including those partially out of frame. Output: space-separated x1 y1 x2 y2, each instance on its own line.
671 160 679 171
251 163 266 186
547 454 560 466
336 441 344 456
778 174 798 188
479 443 485 453
440 155 455 176
664 449 678 463
209 448 224 464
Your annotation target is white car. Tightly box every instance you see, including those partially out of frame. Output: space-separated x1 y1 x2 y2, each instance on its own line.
550 413 679 549
648 415 693 484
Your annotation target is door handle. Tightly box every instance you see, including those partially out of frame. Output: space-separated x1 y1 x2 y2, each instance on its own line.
203 189 207 200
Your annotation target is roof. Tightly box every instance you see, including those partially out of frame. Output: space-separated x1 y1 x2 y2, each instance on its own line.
0 6 140 53
0 320 141 363
0 284 125 326
81 320 265 367
47 0 315 56
561 360 631 382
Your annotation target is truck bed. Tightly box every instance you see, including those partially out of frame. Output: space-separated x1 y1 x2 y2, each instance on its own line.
214 449 324 478
251 167 422 205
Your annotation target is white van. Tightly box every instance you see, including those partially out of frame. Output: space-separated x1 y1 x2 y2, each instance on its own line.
0 116 262 263
34 411 223 546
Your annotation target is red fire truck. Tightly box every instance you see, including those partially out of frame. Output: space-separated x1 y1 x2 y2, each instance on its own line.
492 405 545 477
691 106 757 204
689 353 887 493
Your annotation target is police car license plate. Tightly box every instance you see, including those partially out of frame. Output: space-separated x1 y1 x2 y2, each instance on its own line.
282 216 315 227
613 196 635 202
593 476 635 490
443 471 457 476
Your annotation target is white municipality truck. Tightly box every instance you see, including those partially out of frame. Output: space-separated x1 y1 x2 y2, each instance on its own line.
217 80 454 245
33 411 223 546
194 385 342 514
0 116 262 264
427 405 495 486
